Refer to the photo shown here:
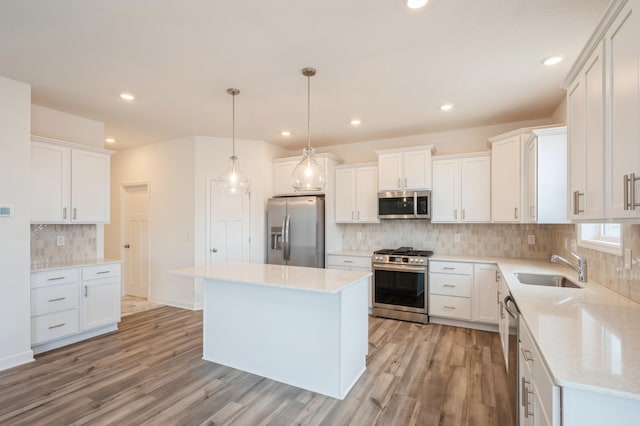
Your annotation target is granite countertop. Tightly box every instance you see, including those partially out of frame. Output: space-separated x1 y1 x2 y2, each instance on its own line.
432 254 640 401
31 258 122 272
172 262 372 294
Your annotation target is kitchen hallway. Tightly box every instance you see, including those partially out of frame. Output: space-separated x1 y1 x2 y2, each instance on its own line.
0 307 513 425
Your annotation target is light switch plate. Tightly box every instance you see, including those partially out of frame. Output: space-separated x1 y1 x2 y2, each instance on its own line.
454 233 461 243
56 235 65 247
624 249 632 270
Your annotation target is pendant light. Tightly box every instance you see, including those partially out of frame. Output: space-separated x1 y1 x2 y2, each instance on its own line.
291 67 326 191
219 88 249 194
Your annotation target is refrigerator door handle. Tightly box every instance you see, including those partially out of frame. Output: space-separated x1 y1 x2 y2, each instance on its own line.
283 215 291 262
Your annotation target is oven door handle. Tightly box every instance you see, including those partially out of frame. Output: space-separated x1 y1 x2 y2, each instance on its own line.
373 264 426 273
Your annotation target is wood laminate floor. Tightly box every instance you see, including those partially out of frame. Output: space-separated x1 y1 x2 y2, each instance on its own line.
0 307 515 426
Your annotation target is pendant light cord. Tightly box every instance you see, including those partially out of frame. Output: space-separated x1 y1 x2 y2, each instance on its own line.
232 91 236 157
306 73 311 150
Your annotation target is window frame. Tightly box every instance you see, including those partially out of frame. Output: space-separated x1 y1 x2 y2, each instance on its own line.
577 223 622 256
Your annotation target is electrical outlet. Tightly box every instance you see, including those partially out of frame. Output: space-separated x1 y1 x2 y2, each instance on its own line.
356 232 363 240
56 235 65 247
454 233 461 243
527 235 535 245
624 249 632 270
570 239 577 251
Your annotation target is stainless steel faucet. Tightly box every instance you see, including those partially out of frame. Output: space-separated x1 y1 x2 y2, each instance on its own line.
550 251 587 282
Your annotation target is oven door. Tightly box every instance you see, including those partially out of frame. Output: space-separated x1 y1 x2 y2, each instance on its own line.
372 263 426 314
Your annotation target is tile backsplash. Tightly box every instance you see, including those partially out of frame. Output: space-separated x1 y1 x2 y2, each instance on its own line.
31 224 97 266
340 222 553 258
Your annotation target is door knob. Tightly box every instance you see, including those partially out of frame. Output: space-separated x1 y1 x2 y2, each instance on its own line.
211 248 218 253
124 244 130 249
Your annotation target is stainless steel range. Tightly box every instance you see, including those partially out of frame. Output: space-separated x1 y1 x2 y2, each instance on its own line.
371 247 433 324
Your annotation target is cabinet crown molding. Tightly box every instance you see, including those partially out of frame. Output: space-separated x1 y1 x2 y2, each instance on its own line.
375 144 437 156
31 135 115 156
487 124 565 146
271 152 342 164
432 151 490 161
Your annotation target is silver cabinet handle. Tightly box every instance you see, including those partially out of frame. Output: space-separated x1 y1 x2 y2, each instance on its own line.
453 209 457 220
443 267 456 270
47 276 65 281
520 346 534 362
625 174 630 210
73 208 77 220
626 173 640 210
63 207 67 219
211 248 217 253
443 306 456 309
514 207 518 219
84 285 88 298
343 260 354 264
48 323 66 330
357 211 360 220
495 270 500 282
397 178 401 188
443 284 456 288
96 270 110 275
462 209 465 220
522 378 534 418
404 177 407 188
48 297 66 302
573 190 584 214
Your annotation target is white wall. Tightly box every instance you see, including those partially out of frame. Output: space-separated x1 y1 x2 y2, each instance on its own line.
316 117 560 163
0 75 33 371
31 104 105 149
106 137 197 309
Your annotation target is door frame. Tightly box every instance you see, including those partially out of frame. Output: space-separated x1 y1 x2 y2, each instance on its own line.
206 176 252 265
120 182 151 298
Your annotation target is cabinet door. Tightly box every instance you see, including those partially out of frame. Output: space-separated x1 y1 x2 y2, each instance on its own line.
525 139 538 222
355 166 379 222
71 149 110 223
335 168 356 223
273 161 298 195
82 277 120 330
472 264 498 324
605 2 640 219
378 153 403 190
492 137 522 222
432 159 460 222
461 156 491 222
403 150 432 190
497 276 510 368
31 142 70 223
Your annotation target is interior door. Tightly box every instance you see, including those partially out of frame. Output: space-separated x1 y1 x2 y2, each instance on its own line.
208 179 251 265
123 184 149 298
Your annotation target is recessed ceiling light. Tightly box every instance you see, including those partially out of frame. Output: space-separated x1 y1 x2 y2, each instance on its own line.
350 119 361 126
105 138 116 144
542 56 563 66
120 93 135 101
281 130 291 136
440 103 453 111
405 0 428 9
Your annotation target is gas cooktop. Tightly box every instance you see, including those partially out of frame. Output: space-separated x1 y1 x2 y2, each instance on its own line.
373 247 434 257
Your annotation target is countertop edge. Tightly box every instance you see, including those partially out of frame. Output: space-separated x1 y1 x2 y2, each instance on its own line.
31 258 123 272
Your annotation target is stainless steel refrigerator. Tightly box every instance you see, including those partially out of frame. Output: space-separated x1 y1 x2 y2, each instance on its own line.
267 196 325 268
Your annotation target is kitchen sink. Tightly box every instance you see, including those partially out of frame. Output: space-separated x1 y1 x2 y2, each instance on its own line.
514 273 583 289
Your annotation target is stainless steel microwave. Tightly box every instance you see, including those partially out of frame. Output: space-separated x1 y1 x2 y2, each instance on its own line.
378 190 431 219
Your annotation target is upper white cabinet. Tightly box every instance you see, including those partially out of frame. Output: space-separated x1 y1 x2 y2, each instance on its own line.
31 136 113 224
272 154 341 196
376 145 436 191
564 0 640 221
566 43 606 221
335 163 379 223
432 152 491 223
489 127 567 224
604 0 640 219
490 134 523 222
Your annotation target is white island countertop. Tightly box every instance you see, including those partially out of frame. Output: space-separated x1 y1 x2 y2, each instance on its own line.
173 262 372 293
432 254 640 401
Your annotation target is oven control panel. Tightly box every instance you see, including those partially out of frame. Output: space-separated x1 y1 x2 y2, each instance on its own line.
372 255 426 264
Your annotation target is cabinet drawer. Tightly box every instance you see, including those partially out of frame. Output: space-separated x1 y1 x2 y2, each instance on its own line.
429 261 473 275
82 263 121 280
429 273 471 297
31 309 79 344
327 255 371 269
31 283 79 316
31 268 80 287
429 294 471 320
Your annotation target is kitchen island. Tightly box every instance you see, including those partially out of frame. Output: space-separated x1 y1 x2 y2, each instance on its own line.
172 262 371 399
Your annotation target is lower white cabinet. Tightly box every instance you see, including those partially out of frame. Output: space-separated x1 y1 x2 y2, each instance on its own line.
327 252 372 308
30 262 121 353
429 260 498 328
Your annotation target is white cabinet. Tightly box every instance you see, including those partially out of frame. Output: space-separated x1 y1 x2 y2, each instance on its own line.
326 252 372 308
490 134 523 222
604 0 640 219
30 262 121 354
519 319 561 426
489 127 568 223
566 43 606 220
31 136 113 224
272 154 342 196
497 273 510 368
472 264 499 324
335 163 379 223
432 153 491 223
81 264 121 330
376 145 436 191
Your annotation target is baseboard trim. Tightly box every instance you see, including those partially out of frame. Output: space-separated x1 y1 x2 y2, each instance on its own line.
0 349 35 372
149 296 199 311
429 316 499 333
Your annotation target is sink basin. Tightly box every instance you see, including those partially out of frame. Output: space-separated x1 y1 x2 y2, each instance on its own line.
514 273 582 289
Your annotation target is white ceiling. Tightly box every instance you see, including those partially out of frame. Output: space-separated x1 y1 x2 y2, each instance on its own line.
0 0 609 151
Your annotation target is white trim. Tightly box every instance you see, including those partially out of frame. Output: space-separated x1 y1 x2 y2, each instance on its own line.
0 350 34 371
577 224 623 256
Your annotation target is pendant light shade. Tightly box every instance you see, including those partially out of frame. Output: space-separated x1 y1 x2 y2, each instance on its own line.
219 88 249 194
291 67 326 191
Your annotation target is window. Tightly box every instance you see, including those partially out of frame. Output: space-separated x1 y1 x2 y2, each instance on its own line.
577 223 622 256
